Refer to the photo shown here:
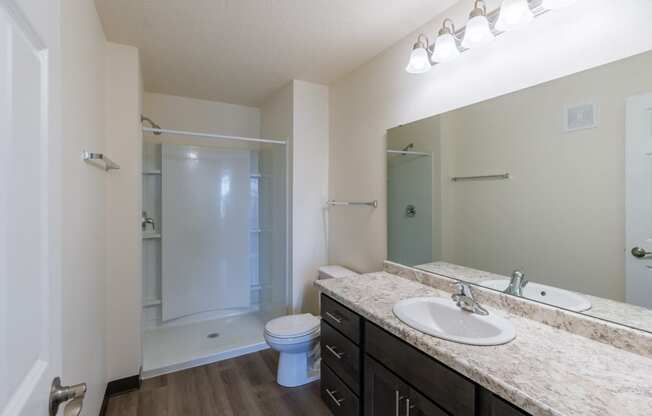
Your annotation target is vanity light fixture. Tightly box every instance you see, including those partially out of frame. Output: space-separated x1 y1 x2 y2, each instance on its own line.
495 0 534 31
405 0 577 74
462 0 495 49
405 34 432 74
541 0 577 9
432 18 460 63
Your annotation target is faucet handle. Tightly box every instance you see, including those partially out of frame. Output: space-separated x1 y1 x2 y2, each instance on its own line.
454 281 473 298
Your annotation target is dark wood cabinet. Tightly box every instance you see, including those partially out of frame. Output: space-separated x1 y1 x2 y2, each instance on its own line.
320 295 363 415
478 389 530 416
321 295 361 343
322 361 360 416
319 294 530 416
364 355 409 416
365 356 447 416
403 386 449 416
365 322 475 416
321 318 361 394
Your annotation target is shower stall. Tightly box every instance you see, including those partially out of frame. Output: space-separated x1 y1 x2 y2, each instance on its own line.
141 123 288 377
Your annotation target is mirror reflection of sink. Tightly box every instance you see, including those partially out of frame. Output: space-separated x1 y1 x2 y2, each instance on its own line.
393 297 516 346
479 280 592 312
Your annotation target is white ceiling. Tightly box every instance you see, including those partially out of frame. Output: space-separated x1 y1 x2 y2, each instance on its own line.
95 0 458 106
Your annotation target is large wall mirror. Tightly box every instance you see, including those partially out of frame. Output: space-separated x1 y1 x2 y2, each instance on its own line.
387 50 652 333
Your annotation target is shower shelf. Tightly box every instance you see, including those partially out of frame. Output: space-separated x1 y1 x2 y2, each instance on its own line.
143 233 161 239
143 170 162 175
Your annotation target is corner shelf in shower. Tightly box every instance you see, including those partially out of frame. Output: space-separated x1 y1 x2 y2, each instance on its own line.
143 170 162 175
143 233 161 239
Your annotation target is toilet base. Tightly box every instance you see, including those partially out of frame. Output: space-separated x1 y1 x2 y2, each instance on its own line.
277 350 320 387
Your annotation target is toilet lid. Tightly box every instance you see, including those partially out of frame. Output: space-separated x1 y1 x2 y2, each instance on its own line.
265 314 320 338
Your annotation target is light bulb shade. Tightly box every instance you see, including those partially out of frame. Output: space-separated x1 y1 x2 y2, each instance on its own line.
542 0 577 9
405 46 432 74
462 15 495 49
495 0 534 31
432 33 460 63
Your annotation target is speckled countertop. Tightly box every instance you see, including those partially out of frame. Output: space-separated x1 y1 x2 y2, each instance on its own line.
417 261 652 333
315 272 652 416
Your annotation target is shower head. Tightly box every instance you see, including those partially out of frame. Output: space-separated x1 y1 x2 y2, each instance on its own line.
141 115 162 135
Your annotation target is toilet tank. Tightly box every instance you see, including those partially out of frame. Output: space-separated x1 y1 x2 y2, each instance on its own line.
318 265 358 280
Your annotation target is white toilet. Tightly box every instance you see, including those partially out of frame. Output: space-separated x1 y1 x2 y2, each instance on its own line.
264 265 358 387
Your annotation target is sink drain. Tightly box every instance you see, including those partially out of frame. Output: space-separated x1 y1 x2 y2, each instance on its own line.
207 332 220 339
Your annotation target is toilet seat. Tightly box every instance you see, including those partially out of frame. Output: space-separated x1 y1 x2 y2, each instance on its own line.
264 313 320 339
264 329 319 345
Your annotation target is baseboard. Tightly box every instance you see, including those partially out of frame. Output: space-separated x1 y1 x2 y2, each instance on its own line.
98 374 141 416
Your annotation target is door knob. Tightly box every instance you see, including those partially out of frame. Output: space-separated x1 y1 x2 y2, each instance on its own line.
631 247 652 258
49 377 86 416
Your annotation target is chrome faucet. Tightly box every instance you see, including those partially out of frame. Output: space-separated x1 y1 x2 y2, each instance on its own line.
505 270 528 297
142 211 156 232
452 282 488 316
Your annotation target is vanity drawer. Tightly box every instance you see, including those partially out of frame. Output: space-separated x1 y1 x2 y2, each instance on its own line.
321 362 360 416
365 322 475 416
321 294 361 344
322 321 361 395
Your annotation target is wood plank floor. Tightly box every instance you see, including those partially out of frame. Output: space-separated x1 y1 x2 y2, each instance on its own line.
105 349 332 416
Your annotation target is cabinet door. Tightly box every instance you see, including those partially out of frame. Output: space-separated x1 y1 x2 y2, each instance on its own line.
364 356 409 416
478 388 530 416
365 323 475 416
404 387 447 416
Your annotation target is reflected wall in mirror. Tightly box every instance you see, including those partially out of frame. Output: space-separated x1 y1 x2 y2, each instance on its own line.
387 50 652 333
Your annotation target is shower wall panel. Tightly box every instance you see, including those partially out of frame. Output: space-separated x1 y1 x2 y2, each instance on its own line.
162 144 251 321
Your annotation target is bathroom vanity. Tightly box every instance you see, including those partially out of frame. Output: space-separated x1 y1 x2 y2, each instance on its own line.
316 271 652 416
320 294 527 416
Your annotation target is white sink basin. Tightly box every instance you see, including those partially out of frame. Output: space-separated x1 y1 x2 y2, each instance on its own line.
479 280 592 312
393 297 516 346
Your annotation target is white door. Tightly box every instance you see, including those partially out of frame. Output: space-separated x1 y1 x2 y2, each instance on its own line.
625 93 652 309
0 1 72 415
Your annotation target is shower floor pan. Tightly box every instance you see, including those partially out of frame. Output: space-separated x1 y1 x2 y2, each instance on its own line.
142 312 268 378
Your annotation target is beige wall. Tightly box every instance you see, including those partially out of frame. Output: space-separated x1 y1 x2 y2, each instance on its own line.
105 42 143 381
291 81 329 314
329 0 652 273
144 92 261 140
260 81 330 315
61 0 108 413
